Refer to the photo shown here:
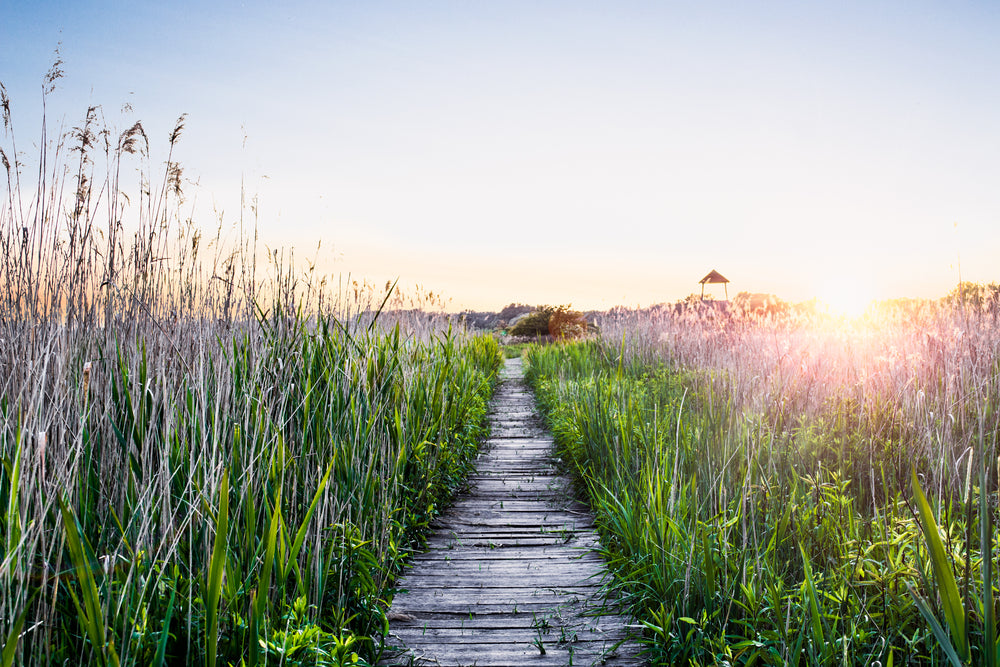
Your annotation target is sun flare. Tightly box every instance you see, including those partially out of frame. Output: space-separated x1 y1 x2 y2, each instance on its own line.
819 278 873 318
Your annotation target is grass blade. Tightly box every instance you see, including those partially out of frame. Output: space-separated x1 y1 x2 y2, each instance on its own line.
283 459 334 584
1 606 27 667
250 488 281 667
3 427 23 557
799 544 826 652
205 469 229 667
152 583 176 667
908 583 964 667
911 467 969 662
983 442 996 667
59 498 119 667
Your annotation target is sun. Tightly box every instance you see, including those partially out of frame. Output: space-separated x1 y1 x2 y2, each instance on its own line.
819 278 873 318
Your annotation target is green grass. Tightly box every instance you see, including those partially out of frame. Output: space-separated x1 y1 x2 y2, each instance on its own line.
0 317 501 666
0 81 502 666
502 342 531 359
526 327 1000 665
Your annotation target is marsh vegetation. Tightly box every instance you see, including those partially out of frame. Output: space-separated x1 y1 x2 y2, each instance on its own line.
0 81 501 666
526 302 1000 665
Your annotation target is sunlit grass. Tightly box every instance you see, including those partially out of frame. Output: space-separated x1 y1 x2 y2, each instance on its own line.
0 80 501 666
526 301 1000 664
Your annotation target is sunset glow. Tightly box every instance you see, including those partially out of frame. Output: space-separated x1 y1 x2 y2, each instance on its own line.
3 3 999 310
818 277 874 318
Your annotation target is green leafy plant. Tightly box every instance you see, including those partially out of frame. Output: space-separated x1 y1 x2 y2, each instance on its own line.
524 331 999 665
508 307 554 337
0 72 502 667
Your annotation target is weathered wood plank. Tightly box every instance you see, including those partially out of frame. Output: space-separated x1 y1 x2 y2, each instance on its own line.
386 607 618 629
431 520 592 530
446 499 589 511
421 531 597 544
381 641 644 667
379 358 643 666
396 572 604 588
386 613 634 632
410 547 604 561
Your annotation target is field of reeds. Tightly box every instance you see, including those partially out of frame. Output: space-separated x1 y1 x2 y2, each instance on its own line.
526 302 1000 665
0 83 501 666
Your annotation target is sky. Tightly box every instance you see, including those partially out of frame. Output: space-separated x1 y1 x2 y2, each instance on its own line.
3 1 999 311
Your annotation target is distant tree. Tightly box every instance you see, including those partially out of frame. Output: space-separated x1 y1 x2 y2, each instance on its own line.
508 306 554 337
497 303 536 324
548 306 587 339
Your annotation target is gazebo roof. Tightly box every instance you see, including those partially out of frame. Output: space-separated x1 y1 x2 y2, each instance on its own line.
699 269 729 285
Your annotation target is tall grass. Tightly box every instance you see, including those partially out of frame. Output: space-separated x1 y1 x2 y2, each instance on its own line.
527 304 1000 665
0 78 501 665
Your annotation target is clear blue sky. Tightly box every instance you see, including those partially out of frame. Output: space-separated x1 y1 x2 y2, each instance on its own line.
3 1 999 310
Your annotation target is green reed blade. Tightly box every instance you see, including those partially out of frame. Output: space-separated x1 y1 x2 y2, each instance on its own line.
982 436 997 667
1 606 27 667
152 584 176 667
205 468 229 667
911 467 968 662
60 498 119 667
3 424 22 555
284 458 334 583
250 487 281 667
908 583 964 667
799 544 826 652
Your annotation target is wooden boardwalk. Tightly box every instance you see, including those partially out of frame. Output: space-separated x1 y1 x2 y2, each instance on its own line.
379 358 644 667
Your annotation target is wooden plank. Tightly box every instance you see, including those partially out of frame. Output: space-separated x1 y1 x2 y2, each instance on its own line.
381 642 643 667
400 554 604 570
436 503 587 515
422 526 599 543
408 555 604 566
399 557 604 572
388 601 597 615
421 540 598 551
487 428 544 438
409 549 605 562
417 537 597 548
437 510 591 520
385 613 633 631
477 453 558 461
396 573 605 588
446 499 590 511
379 358 642 666
386 609 630 623
431 514 594 528
481 436 552 444
465 474 564 483
386 632 632 651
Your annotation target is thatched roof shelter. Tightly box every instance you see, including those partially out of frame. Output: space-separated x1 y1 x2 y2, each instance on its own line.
699 269 730 299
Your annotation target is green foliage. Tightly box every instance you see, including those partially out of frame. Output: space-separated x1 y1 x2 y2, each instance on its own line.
548 305 589 339
524 340 1000 665
508 306 554 337
1 607 27 667
1 319 501 666
910 468 968 664
59 499 120 666
502 342 529 359
0 74 507 667
205 469 229 667
509 304 590 339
